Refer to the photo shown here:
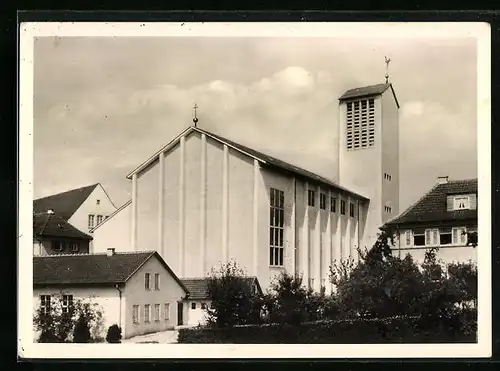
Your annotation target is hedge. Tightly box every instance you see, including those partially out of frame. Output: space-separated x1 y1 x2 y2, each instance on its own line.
178 311 477 344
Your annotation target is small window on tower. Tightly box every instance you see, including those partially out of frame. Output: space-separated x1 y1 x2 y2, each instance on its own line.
96 199 100 205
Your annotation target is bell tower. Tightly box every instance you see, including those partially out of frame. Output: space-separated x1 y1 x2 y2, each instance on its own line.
338 78 400 250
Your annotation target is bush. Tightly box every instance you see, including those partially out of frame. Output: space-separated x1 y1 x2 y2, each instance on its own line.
205 260 260 328
73 314 91 343
33 294 104 343
178 312 477 344
106 324 122 343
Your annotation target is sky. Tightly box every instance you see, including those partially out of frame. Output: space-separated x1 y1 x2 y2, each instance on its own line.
33 35 478 211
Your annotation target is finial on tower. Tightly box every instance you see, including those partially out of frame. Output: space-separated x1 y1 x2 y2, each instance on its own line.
384 56 391 84
193 103 199 127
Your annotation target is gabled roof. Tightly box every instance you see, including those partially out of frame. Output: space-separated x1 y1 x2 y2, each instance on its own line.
33 251 189 293
339 83 400 108
89 200 132 233
383 178 478 228
33 184 102 221
33 212 93 240
126 126 369 202
180 276 263 300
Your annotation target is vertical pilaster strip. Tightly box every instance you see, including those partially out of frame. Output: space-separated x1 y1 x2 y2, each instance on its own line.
346 195 352 259
158 152 165 257
222 144 229 262
179 136 186 276
315 185 321 292
252 159 259 276
302 182 309 285
131 173 138 251
326 189 332 294
290 177 296 276
336 192 342 263
200 134 207 274
354 199 359 261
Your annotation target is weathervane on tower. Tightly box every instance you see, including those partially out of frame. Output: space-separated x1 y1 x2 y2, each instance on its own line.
193 103 199 127
384 56 391 84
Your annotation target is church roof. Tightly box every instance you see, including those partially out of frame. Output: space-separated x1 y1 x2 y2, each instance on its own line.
339 83 400 108
33 251 188 293
33 184 101 221
126 127 369 202
383 178 478 228
33 212 93 240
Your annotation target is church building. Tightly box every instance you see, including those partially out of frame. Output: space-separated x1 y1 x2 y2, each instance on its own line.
94 82 400 292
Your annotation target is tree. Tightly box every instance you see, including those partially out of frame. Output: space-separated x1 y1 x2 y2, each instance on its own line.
73 313 91 343
205 260 260 328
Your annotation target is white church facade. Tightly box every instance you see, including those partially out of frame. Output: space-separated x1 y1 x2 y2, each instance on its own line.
92 82 400 293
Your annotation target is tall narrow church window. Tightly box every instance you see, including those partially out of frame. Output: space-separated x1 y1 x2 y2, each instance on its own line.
349 202 355 217
307 189 315 207
330 197 337 213
340 200 346 215
270 188 285 266
320 193 326 210
346 98 375 150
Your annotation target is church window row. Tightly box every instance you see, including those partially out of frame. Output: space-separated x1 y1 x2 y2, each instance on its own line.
346 98 375 150
384 173 392 181
307 188 357 218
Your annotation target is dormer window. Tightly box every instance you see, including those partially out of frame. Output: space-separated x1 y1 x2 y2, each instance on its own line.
453 196 470 210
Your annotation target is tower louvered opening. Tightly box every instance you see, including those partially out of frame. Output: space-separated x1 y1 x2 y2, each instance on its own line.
346 98 375 150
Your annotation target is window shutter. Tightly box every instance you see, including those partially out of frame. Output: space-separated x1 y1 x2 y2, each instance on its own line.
452 228 458 245
405 231 412 246
432 229 438 245
425 230 431 245
460 228 467 245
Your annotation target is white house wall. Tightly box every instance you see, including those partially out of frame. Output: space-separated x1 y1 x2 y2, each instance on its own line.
68 185 117 234
92 203 131 253
122 255 186 339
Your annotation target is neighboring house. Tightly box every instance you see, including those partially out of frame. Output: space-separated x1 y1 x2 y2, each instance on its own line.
90 200 132 254
180 277 263 326
33 183 117 238
33 211 93 256
382 177 478 264
122 82 400 293
33 250 189 340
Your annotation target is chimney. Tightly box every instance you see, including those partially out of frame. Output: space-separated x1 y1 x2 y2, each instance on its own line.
437 176 449 184
47 209 54 215
106 248 115 257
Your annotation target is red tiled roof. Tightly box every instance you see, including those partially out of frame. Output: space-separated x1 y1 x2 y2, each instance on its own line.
33 184 100 221
180 277 262 300
33 212 92 240
33 251 188 294
384 178 478 227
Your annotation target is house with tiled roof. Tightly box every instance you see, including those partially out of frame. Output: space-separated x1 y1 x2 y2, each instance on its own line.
33 250 189 340
180 277 262 326
382 176 478 264
33 211 93 255
33 183 117 237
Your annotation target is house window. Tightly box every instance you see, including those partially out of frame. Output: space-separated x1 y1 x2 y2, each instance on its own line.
164 303 170 320
154 273 160 291
154 304 160 322
404 231 412 246
425 229 439 246
191 302 196 310
88 214 95 229
340 200 346 215
452 227 467 245
96 215 103 225
40 295 51 315
270 188 285 266
62 295 73 314
96 199 100 205
144 304 150 323
384 206 392 213
71 243 79 253
440 228 453 245
319 193 326 210
453 196 470 210
346 98 375 150
132 305 139 324
307 189 315 207
201 303 207 310
413 231 425 246
349 202 355 217
330 197 337 213
145 273 151 291
52 241 63 251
